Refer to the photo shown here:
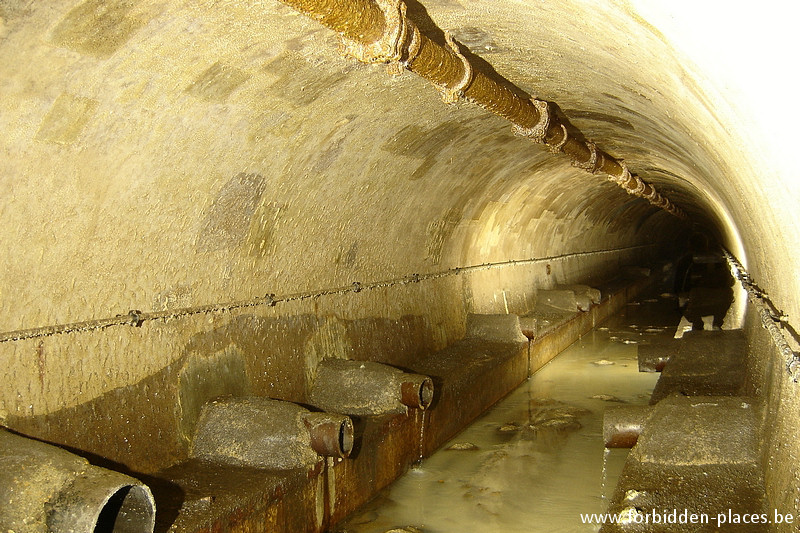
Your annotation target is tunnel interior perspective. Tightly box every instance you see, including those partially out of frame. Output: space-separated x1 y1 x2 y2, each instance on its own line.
2 0 800 531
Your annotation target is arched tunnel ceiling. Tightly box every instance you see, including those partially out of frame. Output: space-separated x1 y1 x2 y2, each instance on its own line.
0 0 796 333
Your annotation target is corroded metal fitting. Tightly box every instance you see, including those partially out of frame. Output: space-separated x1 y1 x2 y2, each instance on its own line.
436 31 474 104
572 140 600 172
608 160 633 187
127 309 144 327
401 20 422 68
512 99 550 143
548 123 569 153
339 0 410 64
643 184 660 203
628 175 647 195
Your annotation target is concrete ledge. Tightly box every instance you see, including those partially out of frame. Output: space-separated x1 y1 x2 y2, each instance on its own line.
602 395 766 533
149 271 657 532
650 330 746 404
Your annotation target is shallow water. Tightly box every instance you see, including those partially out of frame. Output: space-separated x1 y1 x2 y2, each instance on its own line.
337 302 674 533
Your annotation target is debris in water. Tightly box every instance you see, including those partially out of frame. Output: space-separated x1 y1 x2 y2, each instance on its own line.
643 298 658 303
384 528 424 533
622 339 638 345
598 326 609 331
626 301 641 306
497 423 520 433
447 442 479 451
590 394 625 402
527 399 589 432
660 292 676 299
593 359 615 366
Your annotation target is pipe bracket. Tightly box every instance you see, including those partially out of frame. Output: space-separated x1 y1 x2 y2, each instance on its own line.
572 140 600 172
127 309 144 327
401 22 423 68
436 32 474 104
643 183 660 202
512 99 551 143
548 123 569 153
609 160 633 187
339 0 410 64
627 175 647 196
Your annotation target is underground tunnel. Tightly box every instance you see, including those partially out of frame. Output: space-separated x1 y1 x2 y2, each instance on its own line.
1 0 799 531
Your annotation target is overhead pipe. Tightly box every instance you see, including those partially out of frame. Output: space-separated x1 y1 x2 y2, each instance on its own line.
603 405 654 448
309 358 434 415
191 397 354 469
0 428 156 533
275 0 687 219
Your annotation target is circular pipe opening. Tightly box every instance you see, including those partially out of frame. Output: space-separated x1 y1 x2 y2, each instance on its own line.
338 417 354 458
603 406 653 449
418 377 434 410
49 470 156 533
400 375 434 410
95 485 156 533
306 413 354 459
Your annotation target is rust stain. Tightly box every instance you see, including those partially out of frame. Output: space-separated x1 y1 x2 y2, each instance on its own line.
36 340 45 390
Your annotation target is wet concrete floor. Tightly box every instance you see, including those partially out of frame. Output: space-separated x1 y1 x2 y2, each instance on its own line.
335 294 682 532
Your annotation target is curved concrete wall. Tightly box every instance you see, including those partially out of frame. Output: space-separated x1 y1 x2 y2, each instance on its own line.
0 0 797 488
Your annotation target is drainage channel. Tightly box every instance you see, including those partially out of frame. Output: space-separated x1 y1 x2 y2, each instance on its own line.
334 294 681 533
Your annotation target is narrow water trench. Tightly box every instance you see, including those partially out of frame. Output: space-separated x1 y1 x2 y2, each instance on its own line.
336 294 683 532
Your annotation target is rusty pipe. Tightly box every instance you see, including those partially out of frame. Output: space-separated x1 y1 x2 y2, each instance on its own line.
603 405 654 448
275 0 686 219
303 411 355 458
191 397 354 469
309 358 434 415
0 428 156 533
401 374 434 409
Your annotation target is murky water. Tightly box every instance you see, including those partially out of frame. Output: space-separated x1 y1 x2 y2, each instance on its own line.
337 301 675 533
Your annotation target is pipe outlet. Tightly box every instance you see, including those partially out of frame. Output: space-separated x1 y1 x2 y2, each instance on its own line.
309 359 434 416
0 428 156 533
191 397 354 469
603 405 654 448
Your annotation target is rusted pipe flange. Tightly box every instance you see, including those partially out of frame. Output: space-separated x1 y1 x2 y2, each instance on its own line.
603 405 654 448
609 160 633 187
643 182 660 202
572 140 600 173
304 412 354 459
339 0 409 64
626 174 647 196
435 31 474 104
548 123 569 153
401 20 422 68
512 98 551 143
400 374 434 410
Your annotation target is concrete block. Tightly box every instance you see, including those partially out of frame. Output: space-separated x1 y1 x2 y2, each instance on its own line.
633 395 760 466
465 313 527 344
536 289 577 312
559 284 602 310
650 330 746 403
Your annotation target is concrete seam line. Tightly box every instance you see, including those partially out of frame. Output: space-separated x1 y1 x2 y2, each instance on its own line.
275 0 688 220
724 249 800 381
0 245 658 343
